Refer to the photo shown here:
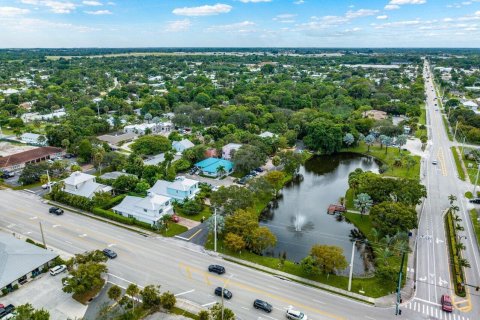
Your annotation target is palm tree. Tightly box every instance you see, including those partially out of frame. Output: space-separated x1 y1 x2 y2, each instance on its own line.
374 247 393 266
365 134 375 153
217 165 226 178
353 193 373 219
371 228 380 243
448 194 457 205
456 242 466 251
455 224 464 232
458 258 471 268
126 283 140 311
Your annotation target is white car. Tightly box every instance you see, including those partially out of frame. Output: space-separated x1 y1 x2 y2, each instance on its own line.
49 264 67 276
286 306 307 320
42 181 56 189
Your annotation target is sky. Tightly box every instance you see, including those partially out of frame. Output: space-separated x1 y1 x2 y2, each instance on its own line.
0 0 479 48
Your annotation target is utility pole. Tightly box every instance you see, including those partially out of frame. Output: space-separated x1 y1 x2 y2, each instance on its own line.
395 251 406 316
454 121 459 141
348 241 356 291
39 221 47 249
46 169 52 193
214 207 217 252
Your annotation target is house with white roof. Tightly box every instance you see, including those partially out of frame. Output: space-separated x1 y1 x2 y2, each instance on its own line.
21 133 47 146
259 131 277 139
112 193 173 226
172 139 194 154
148 177 200 203
21 109 66 123
123 121 173 135
222 143 242 160
62 171 112 199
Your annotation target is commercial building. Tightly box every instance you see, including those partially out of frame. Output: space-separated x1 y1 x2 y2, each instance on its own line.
20 133 48 146
0 146 63 172
0 234 58 294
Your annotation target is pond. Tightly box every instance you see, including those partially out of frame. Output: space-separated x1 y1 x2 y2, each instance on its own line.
260 152 380 275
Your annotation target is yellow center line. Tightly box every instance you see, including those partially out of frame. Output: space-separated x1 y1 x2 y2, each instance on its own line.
179 263 347 320
437 148 448 176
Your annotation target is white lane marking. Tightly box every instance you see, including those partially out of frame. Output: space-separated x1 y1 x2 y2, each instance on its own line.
25 231 31 235
273 307 284 312
365 317 376 320
52 224 61 228
259 315 278 320
65 241 73 245
29 216 37 220
312 299 326 305
107 273 144 288
7 224 15 228
202 301 216 307
78 234 87 237
414 297 442 306
241 306 249 310
174 289 195 297
108 243 116 247
422 304 425 314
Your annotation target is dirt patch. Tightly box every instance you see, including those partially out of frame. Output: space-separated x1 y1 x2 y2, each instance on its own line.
0 142 37 157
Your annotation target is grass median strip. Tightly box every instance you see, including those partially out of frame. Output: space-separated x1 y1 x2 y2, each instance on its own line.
451 147 466 181
445 210 467 297
469 209 480 248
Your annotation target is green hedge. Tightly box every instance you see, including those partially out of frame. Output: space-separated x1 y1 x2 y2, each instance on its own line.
50 190 94 211
445 211 466 297
101 194 127 209
92 207 154 231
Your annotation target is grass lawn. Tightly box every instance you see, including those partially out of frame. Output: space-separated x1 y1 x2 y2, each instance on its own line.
344 188 355 210
171 307 199 319
13 181 44 190
161 223 188 237
73 280 105 305
450 147 466 181
442 116 454 141
176 205 212 222
470 209 480 248
345 142 420 179
463 148 479 184
415 107 427 139
205 233 396 298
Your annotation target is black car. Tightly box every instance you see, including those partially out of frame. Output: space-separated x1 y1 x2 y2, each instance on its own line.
0 304 15 318
103 248 117 259
1 171 14 179
208 264 225 274
470 198 480 204
214 287 232 299
63 153 74 159
254 167 264 173
253 299 272 313
49 207 64 215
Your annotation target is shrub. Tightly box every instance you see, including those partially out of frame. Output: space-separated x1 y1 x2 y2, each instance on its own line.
160 292 176 310
92 207 154 231
2 288 9 296
12 284 19 290
50 190 94 211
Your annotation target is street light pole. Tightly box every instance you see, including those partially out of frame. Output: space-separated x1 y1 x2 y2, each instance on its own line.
395 251 406 315
348 241 356 291
214 207 217 252
46 169 52 193
473 164 480 196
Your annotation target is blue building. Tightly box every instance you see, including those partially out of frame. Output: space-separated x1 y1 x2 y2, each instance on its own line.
148 177 200 203
195 157 234 177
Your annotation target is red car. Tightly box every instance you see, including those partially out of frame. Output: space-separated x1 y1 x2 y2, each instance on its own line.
171 214 180 223
441 294 453 312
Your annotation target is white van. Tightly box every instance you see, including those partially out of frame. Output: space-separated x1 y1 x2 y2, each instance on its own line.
49 264 67 276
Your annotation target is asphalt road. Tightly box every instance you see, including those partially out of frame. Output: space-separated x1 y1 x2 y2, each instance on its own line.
399 61 480 320
0 188 410 320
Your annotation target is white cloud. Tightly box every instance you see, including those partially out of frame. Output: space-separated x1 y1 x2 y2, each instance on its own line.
0 6 30 17
83 1 102 6
273 13 297 23
20 0 77 14
389 0 426 4
293 0 304 4
377 15 388 20
476 11 480 15
345 9 379 19
385 4 400 10
207 20 256 32
165 19 191 32
239 0 271 2
173 3 232 16
85 9 111 15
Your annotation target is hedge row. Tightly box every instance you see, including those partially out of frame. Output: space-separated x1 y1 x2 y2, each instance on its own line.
101 194 127 210
445 211 466 297
92 207 154 231
50 190 93 211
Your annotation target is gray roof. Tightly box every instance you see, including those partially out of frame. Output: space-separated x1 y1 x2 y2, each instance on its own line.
0 233 58 289
99 171 136 180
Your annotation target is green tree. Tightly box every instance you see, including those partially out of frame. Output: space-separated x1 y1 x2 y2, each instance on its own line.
198 310 210 320
160 291 176 310
224 232 246 252
304 118 343 154
396 134 407 153
134 179 150 194
370 201 418 236
364 134 375 152
62 262 107 295
353 193 373 219
310 244 348 274
272 155 281 168
131 135 171 155
209 303 235 320
14 303 50 320
113 175 139 193
141 285 161 309
108 285 122 303
264 170 286 197
232 145 267 174
210 186 254 215
77 139 93 162
126 283 140 311
249 226 277 254
279 150 305 175
92 191 113 208
343 133 355 147
300 255 320 275
225 209 258 240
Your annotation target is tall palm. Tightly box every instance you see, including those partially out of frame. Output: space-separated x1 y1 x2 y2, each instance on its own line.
353 193 373 220
448 194 457 205
374 247 393 266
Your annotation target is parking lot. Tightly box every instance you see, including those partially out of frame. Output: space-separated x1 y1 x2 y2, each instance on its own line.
0 271 87 320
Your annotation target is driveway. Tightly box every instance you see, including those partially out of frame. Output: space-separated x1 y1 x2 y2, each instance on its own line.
0 272 87 320
180 174 236 187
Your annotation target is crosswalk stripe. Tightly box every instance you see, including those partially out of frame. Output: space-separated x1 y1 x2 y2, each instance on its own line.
435 308 438 318
422 304 425 314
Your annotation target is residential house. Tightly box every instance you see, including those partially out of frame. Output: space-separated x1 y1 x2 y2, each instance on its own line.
259 131 277 139
20 133 47 146
144 152 181 166
148 177 200 202
99 171 137 181
62 171 112 199
195 157 234 177
0 233 58 294
172 139 194 154
0 146 63 172
21 109 66 123
205 148 218 158
97 132 137 147
123 121 173 135
112 193 173 226
222 143 242 160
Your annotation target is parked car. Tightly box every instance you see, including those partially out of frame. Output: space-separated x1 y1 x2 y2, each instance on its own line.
171 214 180 223
441 294 453 312
42 181 56 189
103 248 117 259
254 167 264 173
237 178 247 185
63 153 74 159
1 171 15 179
286 306 307 320
49 207 64 215
208 264 225 274
253 299 272 313
0 304 15 319
432 160 438 165
214 287 232 299
469 198 480 204
49 264 67 276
